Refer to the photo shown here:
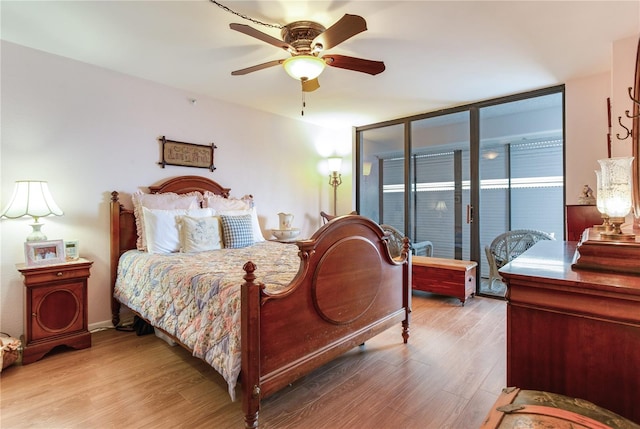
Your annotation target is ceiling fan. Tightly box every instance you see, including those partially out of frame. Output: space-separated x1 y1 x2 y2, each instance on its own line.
229 14 386 93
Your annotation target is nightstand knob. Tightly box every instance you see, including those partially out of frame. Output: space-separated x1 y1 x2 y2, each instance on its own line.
56 272 63 277
32 312 37 317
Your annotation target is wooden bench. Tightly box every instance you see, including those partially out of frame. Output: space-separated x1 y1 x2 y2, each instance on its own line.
411 256 477 305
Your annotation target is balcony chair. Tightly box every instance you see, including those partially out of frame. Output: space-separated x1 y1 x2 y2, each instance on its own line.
485 229 555 290
380 224 434 258
319 212 433 258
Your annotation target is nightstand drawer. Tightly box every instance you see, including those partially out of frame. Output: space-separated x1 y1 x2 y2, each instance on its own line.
17 259 92 286
21 266 91 285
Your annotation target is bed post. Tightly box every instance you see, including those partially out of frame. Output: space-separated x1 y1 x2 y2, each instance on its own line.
110 191 122 327
241 261 262 428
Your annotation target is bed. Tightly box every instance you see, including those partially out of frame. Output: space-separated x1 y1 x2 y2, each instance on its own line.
110 175 411 428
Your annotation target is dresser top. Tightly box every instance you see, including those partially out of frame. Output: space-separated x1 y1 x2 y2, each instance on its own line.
499 240 640 297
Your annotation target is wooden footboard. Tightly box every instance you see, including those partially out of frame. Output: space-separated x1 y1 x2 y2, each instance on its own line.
110 176 411 428
241 215 411 428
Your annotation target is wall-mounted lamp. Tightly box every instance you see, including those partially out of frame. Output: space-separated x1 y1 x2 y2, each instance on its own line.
1 181 63 241
363 162 372 177
328 157 342 216
597 157 635 240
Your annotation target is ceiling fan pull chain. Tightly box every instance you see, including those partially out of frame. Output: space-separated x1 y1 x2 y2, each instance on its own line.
301 90 306 116
210 1 283 29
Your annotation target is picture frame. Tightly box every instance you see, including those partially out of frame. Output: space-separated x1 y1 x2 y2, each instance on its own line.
158 136 217 172
65 240 79 260
24 240 65 267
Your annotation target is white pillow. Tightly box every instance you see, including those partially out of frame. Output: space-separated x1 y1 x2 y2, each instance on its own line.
143 207 213 254
203 193 250 211
132 191 202 251
178 215 223 253
218 207 264 242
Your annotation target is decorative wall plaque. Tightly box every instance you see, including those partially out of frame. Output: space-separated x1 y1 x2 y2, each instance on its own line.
158 136 216 171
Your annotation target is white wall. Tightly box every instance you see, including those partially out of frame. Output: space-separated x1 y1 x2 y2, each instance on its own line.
564 35 637 205
0 41 347 335
565 72 611 204
611 35 638 157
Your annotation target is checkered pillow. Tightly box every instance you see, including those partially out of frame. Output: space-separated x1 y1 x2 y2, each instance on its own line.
220 214 254 248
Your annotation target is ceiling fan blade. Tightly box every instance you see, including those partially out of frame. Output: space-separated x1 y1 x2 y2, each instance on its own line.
230 23 295 53
312 14 367 51
323 54 385 75
231 59 285 76
302 78 320 92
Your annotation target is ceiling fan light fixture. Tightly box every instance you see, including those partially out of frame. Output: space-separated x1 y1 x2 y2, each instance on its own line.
283 55 325 81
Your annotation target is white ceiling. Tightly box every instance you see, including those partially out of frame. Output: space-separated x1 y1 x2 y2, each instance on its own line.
2 1 639 128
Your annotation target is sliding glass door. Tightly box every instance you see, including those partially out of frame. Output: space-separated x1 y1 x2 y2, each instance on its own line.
411 112 470 260
478 93 564 296
356 86 565 298
358 124 405 226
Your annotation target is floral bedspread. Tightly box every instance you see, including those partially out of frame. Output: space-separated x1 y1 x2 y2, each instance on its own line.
114 241 300 400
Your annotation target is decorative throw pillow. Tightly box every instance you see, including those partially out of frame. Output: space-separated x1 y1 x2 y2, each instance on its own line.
203 193 250 211
218 207 265 242
132 191 202 251
219 214 254 249
178 215 223 253
142 207 213 254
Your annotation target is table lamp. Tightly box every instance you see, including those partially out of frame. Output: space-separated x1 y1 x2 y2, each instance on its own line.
597 157 635 240
1 180 63 241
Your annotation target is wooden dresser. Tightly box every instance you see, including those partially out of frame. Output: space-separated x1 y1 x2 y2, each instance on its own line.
499 240 640 424
565 204 602 241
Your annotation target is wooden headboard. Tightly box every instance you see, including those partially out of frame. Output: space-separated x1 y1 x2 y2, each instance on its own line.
109 175 231 326
147 175 230 197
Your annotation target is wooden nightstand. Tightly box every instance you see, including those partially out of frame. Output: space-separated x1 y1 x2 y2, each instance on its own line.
17 258 93 364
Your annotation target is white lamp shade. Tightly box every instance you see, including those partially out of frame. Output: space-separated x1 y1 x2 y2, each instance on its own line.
327 157 342 173
283 55 326 81
435 201 448 211
1 181 63 220
597 157 634 218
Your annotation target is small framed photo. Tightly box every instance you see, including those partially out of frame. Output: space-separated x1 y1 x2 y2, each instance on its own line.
24 240 66 267
65 240 79 260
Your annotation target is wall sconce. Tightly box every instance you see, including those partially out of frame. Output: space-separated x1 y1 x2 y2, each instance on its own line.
363 162 372 177
1 181 63 241
597 157 635 240
328 157 342 216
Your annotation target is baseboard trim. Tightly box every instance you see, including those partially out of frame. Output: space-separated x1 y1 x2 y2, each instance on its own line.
89 314 134 332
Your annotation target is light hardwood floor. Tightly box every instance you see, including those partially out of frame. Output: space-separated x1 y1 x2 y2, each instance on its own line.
0 292 506 428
